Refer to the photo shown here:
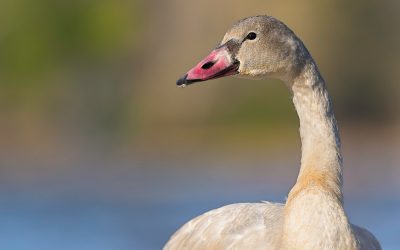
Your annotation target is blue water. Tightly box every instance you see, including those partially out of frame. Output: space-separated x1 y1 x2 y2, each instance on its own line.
0 157 398 250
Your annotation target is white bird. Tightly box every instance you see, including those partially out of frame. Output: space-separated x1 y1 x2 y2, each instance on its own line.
165 15 381 250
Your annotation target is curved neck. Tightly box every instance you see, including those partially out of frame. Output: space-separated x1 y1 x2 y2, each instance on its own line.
281 61 356 249
289 61 343 202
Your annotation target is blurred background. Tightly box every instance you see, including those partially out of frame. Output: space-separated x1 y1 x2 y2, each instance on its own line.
0 0 399 249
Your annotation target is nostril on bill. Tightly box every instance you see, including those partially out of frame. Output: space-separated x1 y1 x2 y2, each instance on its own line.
201 61 215 70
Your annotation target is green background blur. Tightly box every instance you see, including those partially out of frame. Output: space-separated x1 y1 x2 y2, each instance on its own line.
0 0 399 249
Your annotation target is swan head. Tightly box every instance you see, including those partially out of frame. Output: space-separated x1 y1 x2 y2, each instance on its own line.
177 15 308 86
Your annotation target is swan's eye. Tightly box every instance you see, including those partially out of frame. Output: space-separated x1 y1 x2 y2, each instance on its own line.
246 32 257 40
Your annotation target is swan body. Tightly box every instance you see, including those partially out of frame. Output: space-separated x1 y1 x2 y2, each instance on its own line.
165 15 381 250
166 203 380 250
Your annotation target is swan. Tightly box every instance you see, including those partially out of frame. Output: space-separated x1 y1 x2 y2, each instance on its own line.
164 15 381 250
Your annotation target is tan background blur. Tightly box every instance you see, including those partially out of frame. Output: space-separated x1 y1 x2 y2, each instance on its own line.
0 0 399 249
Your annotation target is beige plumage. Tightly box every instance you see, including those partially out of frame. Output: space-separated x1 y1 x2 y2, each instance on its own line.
166 16 381 250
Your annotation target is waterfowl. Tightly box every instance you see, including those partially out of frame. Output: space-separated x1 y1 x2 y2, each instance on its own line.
165 15 381 250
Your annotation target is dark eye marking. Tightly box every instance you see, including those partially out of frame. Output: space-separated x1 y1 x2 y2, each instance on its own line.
246 32 257 40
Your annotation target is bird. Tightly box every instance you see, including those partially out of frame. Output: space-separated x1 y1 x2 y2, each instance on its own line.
164 15 381 250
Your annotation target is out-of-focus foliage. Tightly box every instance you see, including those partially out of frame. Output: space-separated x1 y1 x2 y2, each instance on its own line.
1 0 138 84
0 0 140 145
0 0 398 151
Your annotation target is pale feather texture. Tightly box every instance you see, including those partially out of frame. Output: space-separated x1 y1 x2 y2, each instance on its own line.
164 203 380 249
165 16 381 250
165 202 283 250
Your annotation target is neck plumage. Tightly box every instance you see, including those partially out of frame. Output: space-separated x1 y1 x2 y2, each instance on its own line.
281 60 356 249
289 61 343 202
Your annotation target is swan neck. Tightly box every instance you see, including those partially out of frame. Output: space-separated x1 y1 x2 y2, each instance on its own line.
280 61 356 249
290 61 343 201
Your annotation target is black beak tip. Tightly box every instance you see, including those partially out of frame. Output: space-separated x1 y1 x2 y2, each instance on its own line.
176 74 188 86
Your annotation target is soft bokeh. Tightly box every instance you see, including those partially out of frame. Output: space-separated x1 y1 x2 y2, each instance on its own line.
0 0 399 249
